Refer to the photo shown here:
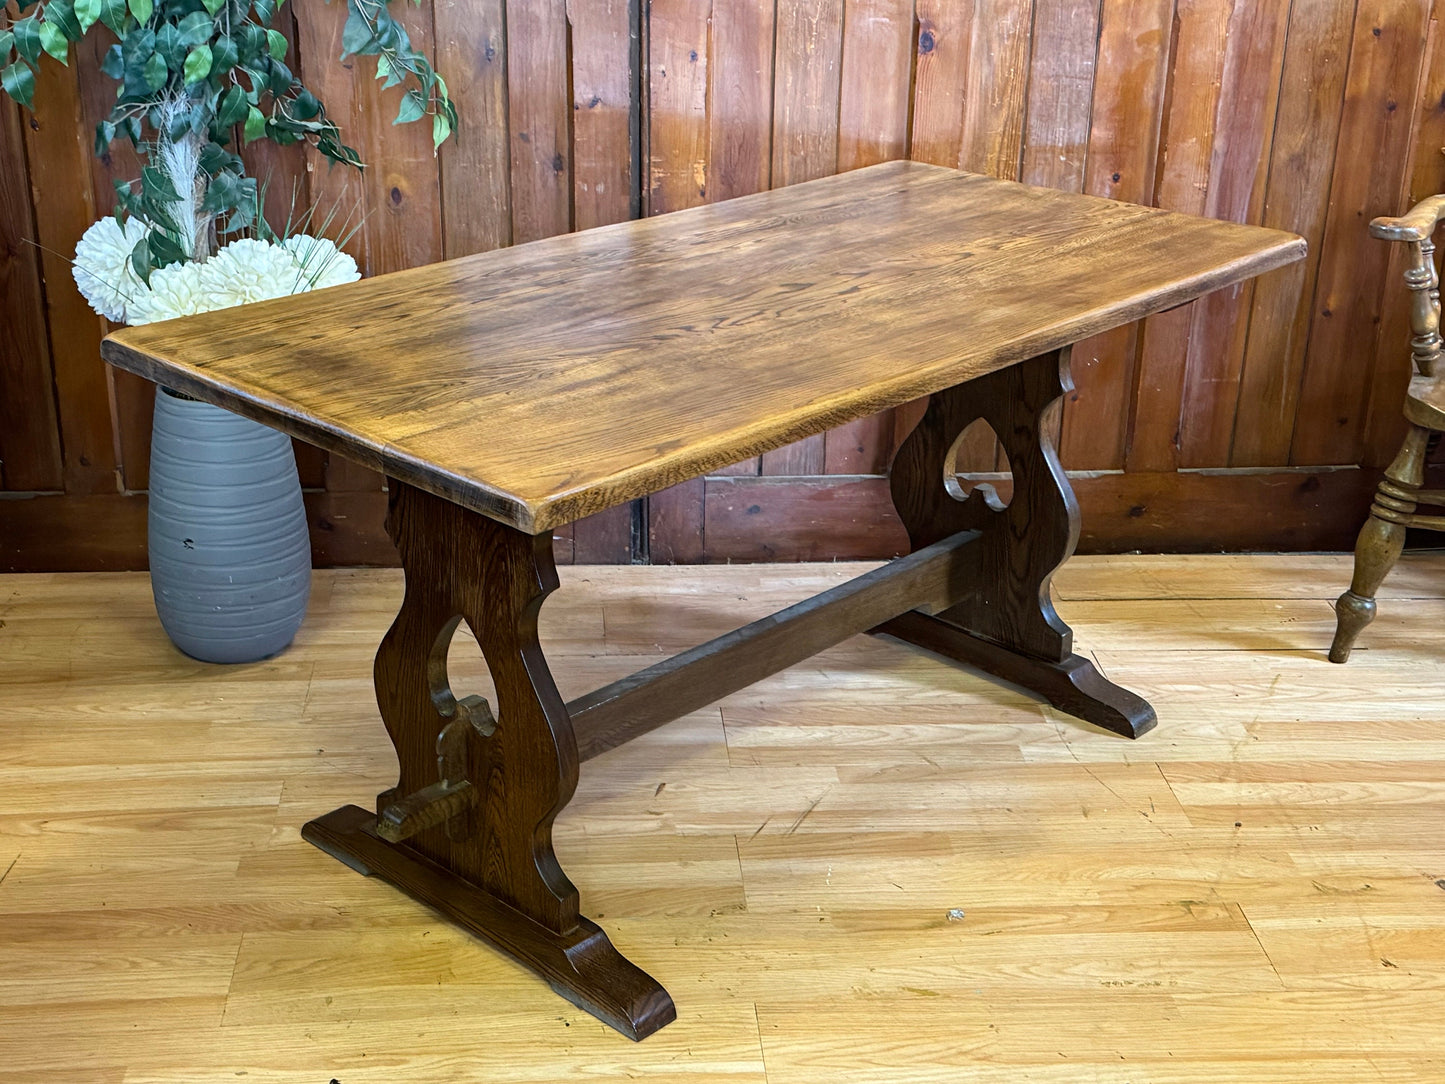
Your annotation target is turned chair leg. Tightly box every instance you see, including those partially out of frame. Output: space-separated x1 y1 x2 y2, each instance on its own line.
1330 425 1429 663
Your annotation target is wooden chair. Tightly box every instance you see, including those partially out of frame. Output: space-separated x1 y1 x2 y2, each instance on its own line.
1330 194 1445 662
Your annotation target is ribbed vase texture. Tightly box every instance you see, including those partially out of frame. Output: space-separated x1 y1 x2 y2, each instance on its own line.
148 389 311 663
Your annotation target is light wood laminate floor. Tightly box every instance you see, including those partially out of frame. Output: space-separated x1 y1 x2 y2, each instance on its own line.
2 554 1443 1083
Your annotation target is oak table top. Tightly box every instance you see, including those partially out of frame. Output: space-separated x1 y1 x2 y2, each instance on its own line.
102 160 1304 534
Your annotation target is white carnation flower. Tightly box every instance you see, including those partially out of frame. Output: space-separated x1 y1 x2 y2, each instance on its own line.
198 237 304 306
282 234 360 291
73 216 149 323
126 261 212 325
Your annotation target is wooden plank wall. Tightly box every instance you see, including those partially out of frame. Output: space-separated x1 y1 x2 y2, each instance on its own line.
2 0 1444 570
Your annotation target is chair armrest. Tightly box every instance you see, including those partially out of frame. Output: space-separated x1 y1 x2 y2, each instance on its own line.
1371 194 1445 242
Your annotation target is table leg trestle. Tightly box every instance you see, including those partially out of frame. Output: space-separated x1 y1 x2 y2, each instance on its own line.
878 347 1157 739
302 481 676 1040
302 349 1157 1039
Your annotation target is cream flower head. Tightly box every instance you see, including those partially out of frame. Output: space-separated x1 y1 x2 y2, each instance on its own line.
72 216 150 324
198 237 305 306
282 234 361 291
126 261 212 325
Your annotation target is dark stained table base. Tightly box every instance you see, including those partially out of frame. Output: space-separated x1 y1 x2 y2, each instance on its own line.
302 346 1159 1039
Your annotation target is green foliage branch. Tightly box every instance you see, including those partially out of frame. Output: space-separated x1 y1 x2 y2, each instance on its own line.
0 0 456 276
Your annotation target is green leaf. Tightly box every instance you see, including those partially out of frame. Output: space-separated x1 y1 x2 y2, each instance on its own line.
339 4 373 57
100 42 123 78
198 140 230 174
243 104 265 143
265 28 287 61
98 0 127 33
74 0 102 32
200 168 241 212
147 230 187 268
141 164 182 203
431 111 450 150
46 1 82 40
37 22 69 64
142 49 167 90
120 29 156 98
291 87 319 119
252 0 275 23
210 34 238 74
154 24 184 66
265 57 291 95
375 52 403 89
237 23 266 62
176 11 213 47
183 43 211 84
127 0 152 26
94 118 116 155
393 88 424 125
0 61 35 107
201 0 225 13
130 236 153 284
12 19 42 65
0 32 12 59
216 83 247 127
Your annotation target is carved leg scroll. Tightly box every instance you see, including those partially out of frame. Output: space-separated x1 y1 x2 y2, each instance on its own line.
875 348 1157 738
303 481 676 1040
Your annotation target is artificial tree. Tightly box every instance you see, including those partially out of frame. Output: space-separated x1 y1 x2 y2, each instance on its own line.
0 0 455 271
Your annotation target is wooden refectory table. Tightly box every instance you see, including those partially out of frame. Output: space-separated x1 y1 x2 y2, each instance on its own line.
102 161 1304 1040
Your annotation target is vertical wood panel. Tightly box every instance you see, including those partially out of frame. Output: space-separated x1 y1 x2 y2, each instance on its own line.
770 0 845 187
22 59 117 495
569 0 638 562
1230 0 1357 467
646 0 714 557
1019 0 1102 454
0 99 64 492
1362 2 1445 467
837 0 915 172
437 0 512 258
762 0 846 476
1058 0 1175 471
508 0 573 244
1290 0 1431 466
707 0 775 477
1126 0 1235 474
911 0 972 169
1175 0 1291 468
709 0 775 202
825 0 916 476
959 0 1032 180
1020 0 1101 192
953 0 1032 472
647 0 711 214
909 2 989 467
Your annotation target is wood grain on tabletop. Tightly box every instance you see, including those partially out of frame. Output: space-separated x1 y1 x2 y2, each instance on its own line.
103 161 1304 535
5 553 1445 1081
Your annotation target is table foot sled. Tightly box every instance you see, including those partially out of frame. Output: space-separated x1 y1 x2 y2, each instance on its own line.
301 348 1155 1040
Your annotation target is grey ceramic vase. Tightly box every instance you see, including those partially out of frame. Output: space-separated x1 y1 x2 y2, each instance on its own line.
148 387 312 663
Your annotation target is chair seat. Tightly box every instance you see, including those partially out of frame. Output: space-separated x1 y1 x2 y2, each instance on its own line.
1403 373 1445 430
